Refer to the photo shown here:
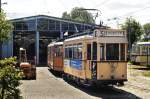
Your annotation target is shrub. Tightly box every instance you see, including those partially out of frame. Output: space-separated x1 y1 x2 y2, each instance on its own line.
0 57 23 99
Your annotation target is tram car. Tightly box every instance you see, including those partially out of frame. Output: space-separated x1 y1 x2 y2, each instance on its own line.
47 41 64 72
63 29 128 86
131 42 150 66
47 28 128 86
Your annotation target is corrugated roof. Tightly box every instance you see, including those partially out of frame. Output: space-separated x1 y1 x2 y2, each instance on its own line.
10 15 98 26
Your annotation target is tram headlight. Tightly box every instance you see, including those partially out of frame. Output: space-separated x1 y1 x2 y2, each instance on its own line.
122 74 125 78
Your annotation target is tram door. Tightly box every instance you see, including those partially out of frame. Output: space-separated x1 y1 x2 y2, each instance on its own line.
86 44 92 79
91 42 97 80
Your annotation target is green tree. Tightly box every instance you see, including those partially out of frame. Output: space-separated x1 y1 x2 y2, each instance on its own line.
121 18 143 48
0 57 23 99
62 11 71 20
0 10 13 59
143 23 150 41
62 7 95 24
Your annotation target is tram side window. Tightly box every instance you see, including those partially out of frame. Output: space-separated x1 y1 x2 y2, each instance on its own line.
100 44 104 60
72 44 82 59
149 48 150 55
121 44 125 60
73 46 78 59
106 44 119 60
142 46 147 55
69 47 73 59
65 47 70 58
92 42 97 60
78 44 82 59
65 47 68 58
55 46 62 57
87 44 91 60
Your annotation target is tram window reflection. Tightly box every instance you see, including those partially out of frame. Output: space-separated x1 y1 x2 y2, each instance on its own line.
92 42 97 60
106 44 119 60
100 44 104 60
87 44 91 60
121 44 125 60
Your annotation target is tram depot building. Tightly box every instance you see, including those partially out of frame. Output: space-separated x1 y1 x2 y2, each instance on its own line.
1 15 98 65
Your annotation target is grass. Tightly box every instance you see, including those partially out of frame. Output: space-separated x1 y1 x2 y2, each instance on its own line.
128 64 150 78
142 71 150 77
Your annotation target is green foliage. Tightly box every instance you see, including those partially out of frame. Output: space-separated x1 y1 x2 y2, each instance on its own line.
62 7 95 24
0 10 13 43
121 18 143 47
0 57 23 99
142 71 150 77
62 12 71 20
143 23 150 36
143 23 150 41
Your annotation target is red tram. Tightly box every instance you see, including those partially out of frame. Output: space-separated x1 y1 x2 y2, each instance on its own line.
47 41 64 72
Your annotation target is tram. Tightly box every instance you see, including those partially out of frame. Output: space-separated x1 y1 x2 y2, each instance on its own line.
47 41 64 72
48 28 128 86
131 42 150 66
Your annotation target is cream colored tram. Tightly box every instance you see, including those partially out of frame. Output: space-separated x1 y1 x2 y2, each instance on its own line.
131 42 150 66
63 29 128 85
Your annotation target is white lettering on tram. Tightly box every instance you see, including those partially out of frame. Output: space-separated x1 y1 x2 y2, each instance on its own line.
93 29 125 37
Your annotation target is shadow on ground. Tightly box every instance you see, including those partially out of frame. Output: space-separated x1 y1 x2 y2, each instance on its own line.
132 67 150 71
48 68 141 99
48 68 62 78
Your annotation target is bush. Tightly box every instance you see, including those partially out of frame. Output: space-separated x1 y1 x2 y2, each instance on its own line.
0 57 23 99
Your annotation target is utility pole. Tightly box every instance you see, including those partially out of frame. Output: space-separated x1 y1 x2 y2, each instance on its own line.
79 8 101 28
0 0 1 13
0 1 7 13
0 0 1 59
107 17 120 29
128 17 132 60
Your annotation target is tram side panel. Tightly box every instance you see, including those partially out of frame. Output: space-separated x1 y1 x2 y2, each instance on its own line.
63 40 86 80
47 44 64 72
84 42 127 85
96 62 127 80
53 45 64 72
63 60 86 79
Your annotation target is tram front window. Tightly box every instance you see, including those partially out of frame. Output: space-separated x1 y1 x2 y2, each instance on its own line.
121 44 125 60
100 44 104 60
106 44 119 60
92 42 97 60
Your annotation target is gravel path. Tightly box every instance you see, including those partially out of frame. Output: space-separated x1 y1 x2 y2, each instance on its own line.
20 67 95 99
20 66 149 99
117 64 150 99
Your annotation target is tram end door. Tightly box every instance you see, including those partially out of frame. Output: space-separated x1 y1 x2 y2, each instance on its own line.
86 42 97 80
91 42 97 80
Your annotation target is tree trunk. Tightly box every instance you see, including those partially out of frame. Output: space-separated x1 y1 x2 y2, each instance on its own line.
1 78 5 99
0 42 2 60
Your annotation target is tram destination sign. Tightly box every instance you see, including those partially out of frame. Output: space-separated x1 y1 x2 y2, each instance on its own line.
93 29 125 37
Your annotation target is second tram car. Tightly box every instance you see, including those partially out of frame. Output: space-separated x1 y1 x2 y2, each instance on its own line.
131 42 150 66
47 41 64 72
47 28 128 86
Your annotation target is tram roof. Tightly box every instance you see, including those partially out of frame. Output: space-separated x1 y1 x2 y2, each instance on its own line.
64 34 93 42
137 42 150 46
48 41 63 47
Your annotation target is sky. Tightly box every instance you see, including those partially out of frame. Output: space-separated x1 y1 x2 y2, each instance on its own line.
2 0 150 28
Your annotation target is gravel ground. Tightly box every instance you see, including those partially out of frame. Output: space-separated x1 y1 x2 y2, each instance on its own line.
117 64 150 99
19 66 150 99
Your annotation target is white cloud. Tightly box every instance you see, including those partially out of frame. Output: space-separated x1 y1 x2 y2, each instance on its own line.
2 0 150 28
